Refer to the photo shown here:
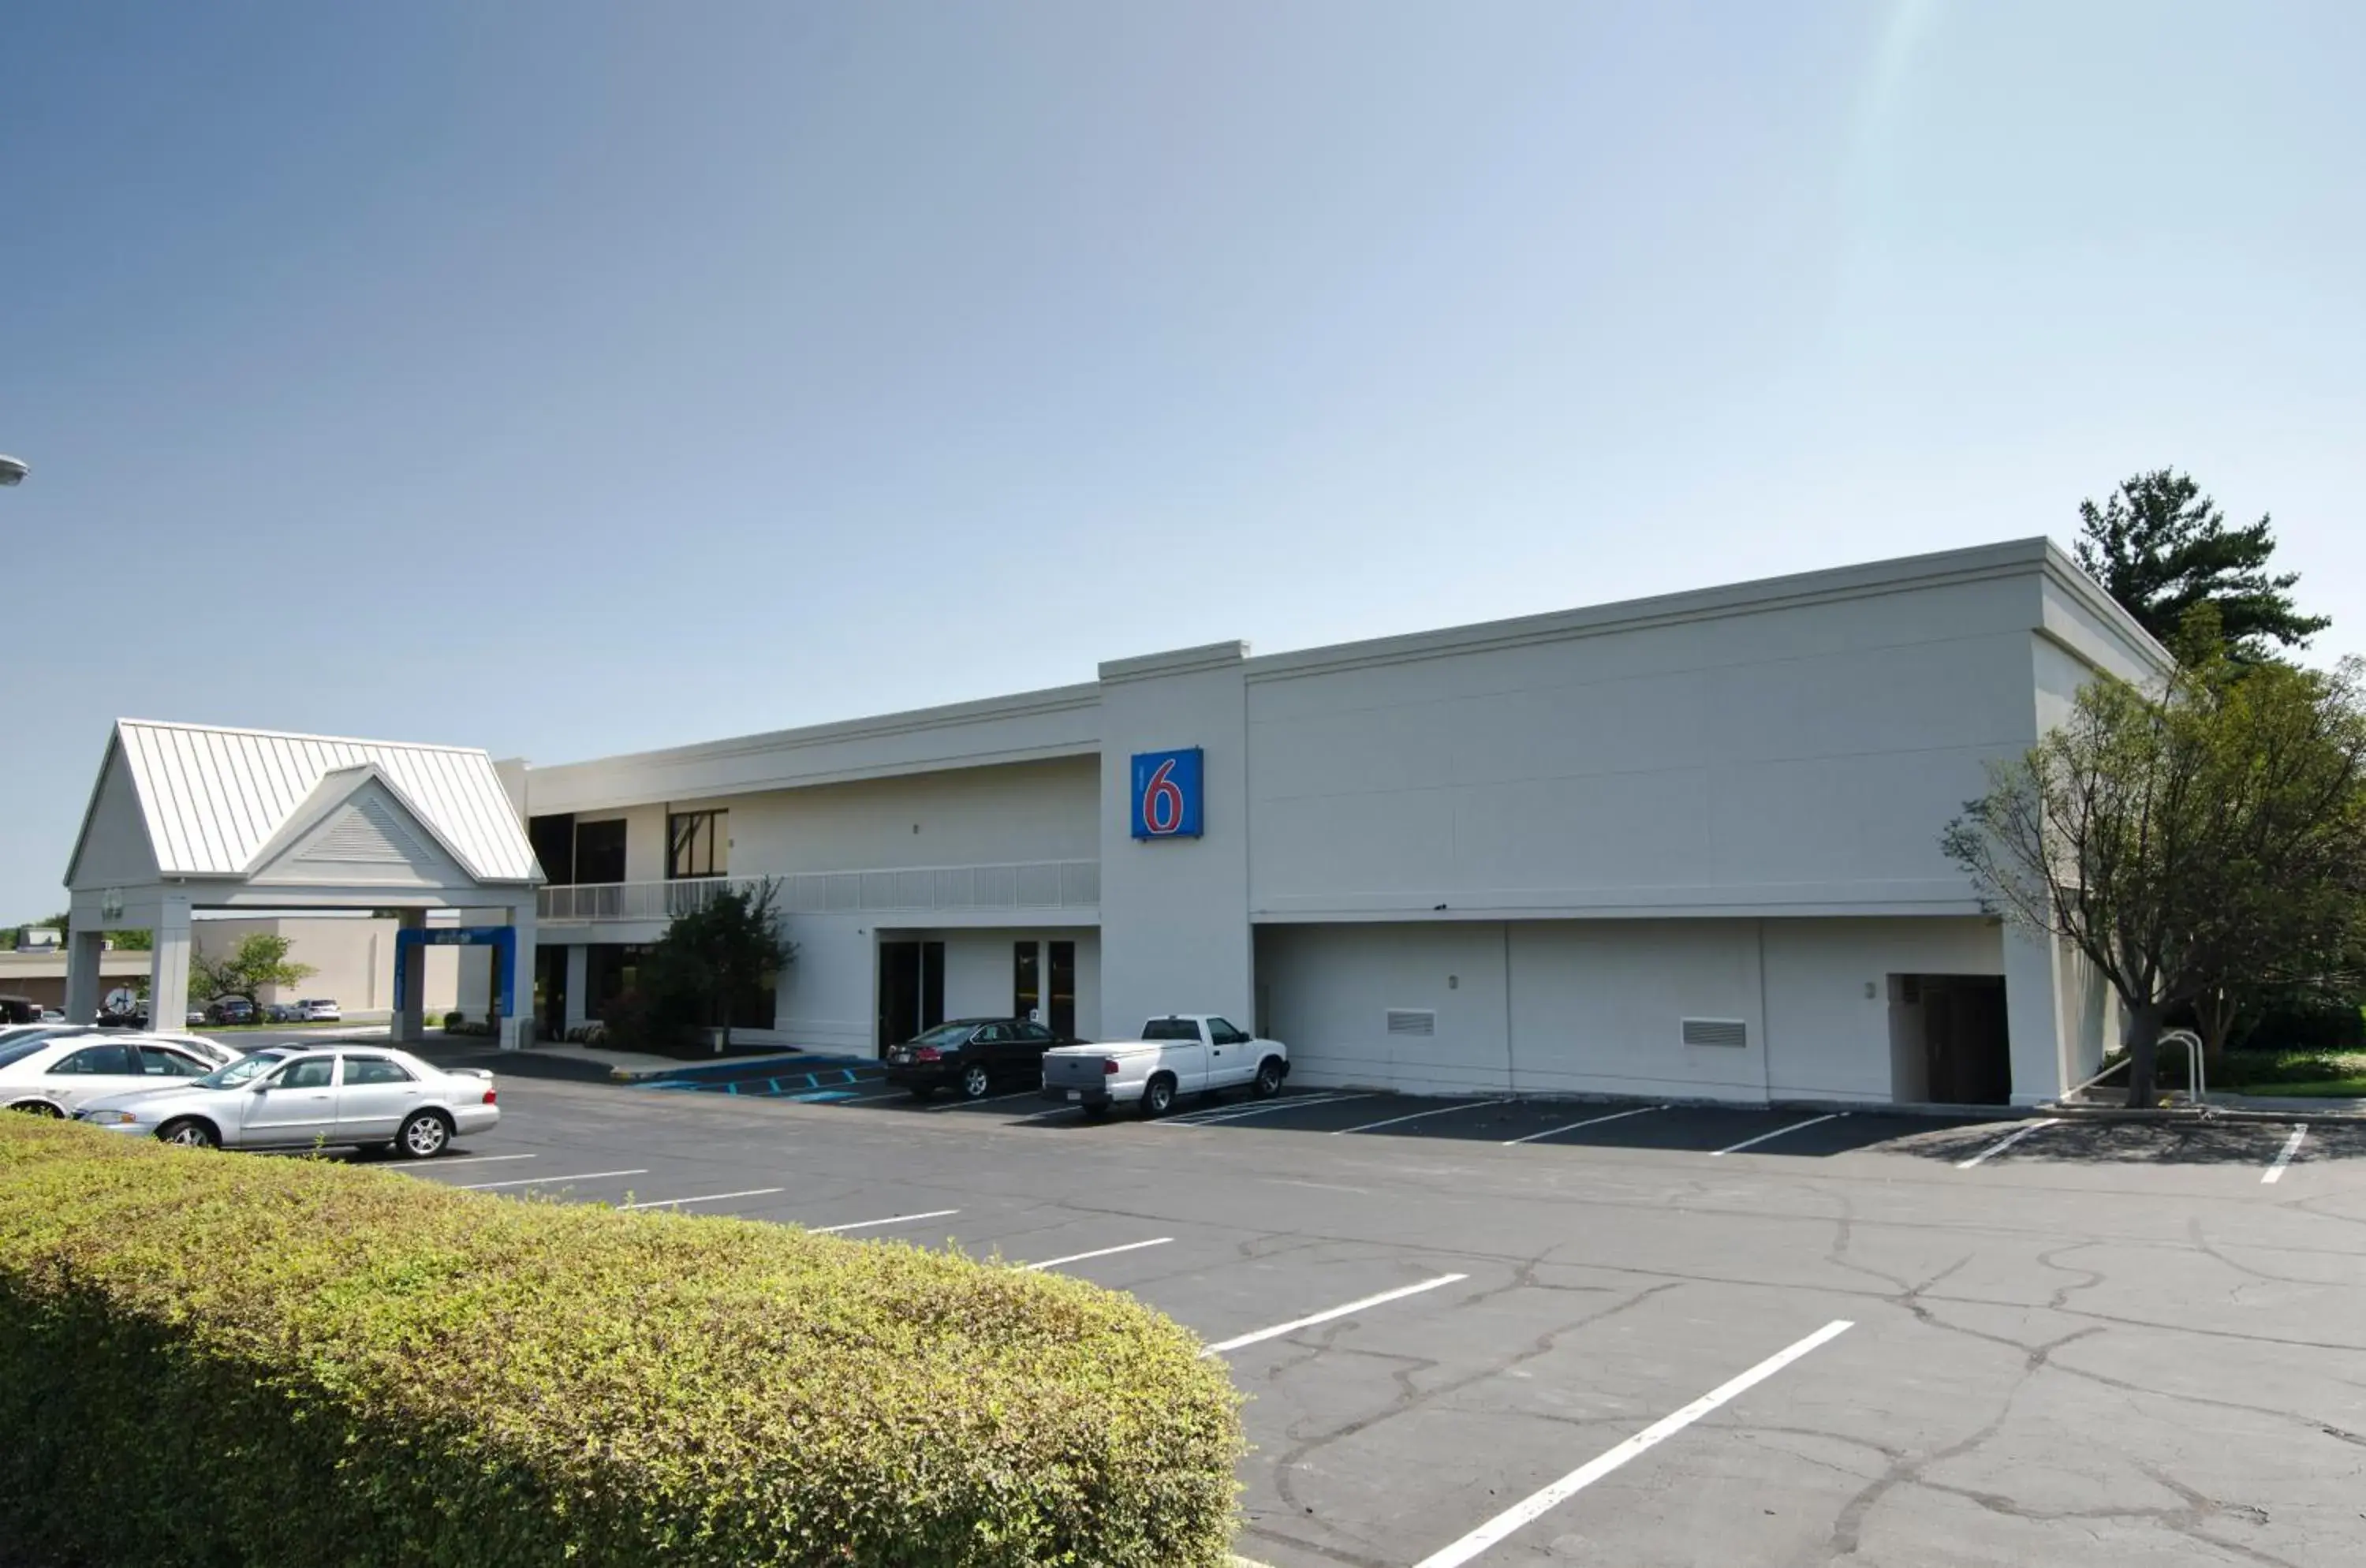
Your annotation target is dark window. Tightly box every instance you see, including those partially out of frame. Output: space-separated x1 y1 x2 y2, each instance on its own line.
1014 1021 1054 1043
667 811 726 879
342 1056 414 1085
272 1058 335 1090
575 819 627 885
1142 1018 1200 1041
50 1044 136 1076
1207 1018 1249 1046
973 1023 1009 1045
137 1047 206 1077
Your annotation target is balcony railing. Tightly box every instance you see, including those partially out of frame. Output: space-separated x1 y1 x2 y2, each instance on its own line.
537 861 1099 924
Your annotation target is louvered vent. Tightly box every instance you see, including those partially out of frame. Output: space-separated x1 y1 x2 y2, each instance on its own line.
1681 1017 1748 1048
306 797 425 864
1385 1009 1437 1037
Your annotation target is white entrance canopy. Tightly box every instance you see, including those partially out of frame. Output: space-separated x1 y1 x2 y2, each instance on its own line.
62 719 544 1042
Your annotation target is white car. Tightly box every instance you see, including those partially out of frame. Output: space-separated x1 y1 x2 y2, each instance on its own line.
0 1034 222 1118
1039 1014 1289 1118
74 1046 498 1157
299 998 342 1022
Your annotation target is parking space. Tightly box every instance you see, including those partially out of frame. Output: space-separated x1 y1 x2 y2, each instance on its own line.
353 1073 2366 1566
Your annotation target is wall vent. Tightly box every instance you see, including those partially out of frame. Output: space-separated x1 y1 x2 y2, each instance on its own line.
1385 1009 1437 1037
1681 1017 1748 1049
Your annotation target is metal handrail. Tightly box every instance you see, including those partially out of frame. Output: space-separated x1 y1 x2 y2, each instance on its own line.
2062 1026 2207 1108
536 860 1099 922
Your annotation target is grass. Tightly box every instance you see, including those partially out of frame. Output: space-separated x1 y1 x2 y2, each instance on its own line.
2230 1076 2366 1099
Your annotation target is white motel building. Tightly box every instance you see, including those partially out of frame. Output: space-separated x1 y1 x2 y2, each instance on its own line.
62 538 2159 1107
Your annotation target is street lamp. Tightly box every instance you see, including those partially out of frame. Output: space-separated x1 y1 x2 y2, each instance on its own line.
0 456 27 487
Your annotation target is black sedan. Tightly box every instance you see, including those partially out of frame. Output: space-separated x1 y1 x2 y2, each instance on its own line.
884 1018 1076 1100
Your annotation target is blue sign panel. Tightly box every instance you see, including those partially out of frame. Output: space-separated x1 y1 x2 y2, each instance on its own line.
1130 748 1204 839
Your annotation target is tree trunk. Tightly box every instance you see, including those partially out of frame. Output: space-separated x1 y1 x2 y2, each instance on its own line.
2195 987 2239 1077
2123 1006 2166 1107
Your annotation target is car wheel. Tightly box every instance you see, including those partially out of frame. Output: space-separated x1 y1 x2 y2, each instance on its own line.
397 1111 452 1159
1140 1073 1176 1118
1252 1057 1286 1099
157 1118 218 1148
8 1100 64 1118
959 1063 992 1100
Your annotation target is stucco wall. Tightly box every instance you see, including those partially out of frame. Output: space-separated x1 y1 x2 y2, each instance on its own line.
725 757 1098 877
1246 575 2048 920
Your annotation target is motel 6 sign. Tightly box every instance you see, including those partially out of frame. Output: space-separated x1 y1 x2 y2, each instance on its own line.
1130 748 1204 840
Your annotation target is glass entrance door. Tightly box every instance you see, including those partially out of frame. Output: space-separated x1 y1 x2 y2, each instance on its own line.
1048 940 1076 1038
878 941 945 1048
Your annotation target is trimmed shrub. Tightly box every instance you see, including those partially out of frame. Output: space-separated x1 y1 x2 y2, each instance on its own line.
0 1118 1241 1566
440 1008 466 1031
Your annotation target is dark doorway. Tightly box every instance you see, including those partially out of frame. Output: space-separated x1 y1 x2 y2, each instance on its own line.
575 819 627 885
1013 942 1039 1021
536 945 568 1036
528 813 576 885
1890 974 2011 1104
1047 940 1077 1038
877 940 944 1048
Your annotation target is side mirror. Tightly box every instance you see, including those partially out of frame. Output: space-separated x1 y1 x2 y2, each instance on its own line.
249 1081 272 1094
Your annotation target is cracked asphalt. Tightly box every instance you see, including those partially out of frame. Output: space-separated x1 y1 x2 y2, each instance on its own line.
373 1076 2366 1567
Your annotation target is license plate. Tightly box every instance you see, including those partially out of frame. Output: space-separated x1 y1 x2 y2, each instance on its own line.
1065 1089 1080 1102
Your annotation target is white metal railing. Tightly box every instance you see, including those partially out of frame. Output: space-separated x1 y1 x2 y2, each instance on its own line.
537 861 1099 924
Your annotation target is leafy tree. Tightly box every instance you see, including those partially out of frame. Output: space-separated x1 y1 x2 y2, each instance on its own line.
190 934 318 1014
1943 617 2366 1104
2074 469 2329 659
641 881 793 1052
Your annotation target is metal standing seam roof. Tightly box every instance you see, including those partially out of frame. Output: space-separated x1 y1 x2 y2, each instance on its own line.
108 720 541 883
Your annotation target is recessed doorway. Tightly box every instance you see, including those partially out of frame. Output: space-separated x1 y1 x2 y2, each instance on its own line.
1890 973 2010 1105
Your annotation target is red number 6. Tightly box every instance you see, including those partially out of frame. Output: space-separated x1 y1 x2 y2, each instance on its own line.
1144 758 1185 834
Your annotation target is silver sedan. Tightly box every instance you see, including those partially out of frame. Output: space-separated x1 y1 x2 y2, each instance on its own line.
75 1047 498 1157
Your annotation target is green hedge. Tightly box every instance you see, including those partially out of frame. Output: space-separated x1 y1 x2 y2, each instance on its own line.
0 1118 1241 1566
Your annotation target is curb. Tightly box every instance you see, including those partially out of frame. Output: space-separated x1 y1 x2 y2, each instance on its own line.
2042 1102 2366 1128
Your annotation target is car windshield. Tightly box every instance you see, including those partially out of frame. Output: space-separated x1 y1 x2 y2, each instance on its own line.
192 1051 291 1089
908 1021 977 1047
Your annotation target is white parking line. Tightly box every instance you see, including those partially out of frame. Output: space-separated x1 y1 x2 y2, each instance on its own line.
1955 1118 2058 1170
1334 1099 1513 1136
459 1168 648 1190
1021 1238 1174 1271
1502 1103 1666 1147
394 1152 538 1167
2262 1124 2308 1184
1410 1319 1856 1567
1198 1272 1468 1357
1709 1114 1843 1157
811 1208 961 1234
1166 1093 1379 1127
927 1091 1046 1112
621 1187 786 1210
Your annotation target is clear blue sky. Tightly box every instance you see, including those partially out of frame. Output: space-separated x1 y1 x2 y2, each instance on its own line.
4 2 2360 921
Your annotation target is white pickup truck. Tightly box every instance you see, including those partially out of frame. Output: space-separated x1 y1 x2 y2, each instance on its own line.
1039 1014 1289 1118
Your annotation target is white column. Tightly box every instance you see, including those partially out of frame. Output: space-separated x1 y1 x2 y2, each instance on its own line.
64 927 106 1022
563 943 589 1031
395 909 427 1043
147 895 192 1035
2002 922 2066 1105
503 899 538 1050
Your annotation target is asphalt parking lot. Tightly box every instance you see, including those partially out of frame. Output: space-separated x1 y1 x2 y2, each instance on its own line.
356 1064 2366 1567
